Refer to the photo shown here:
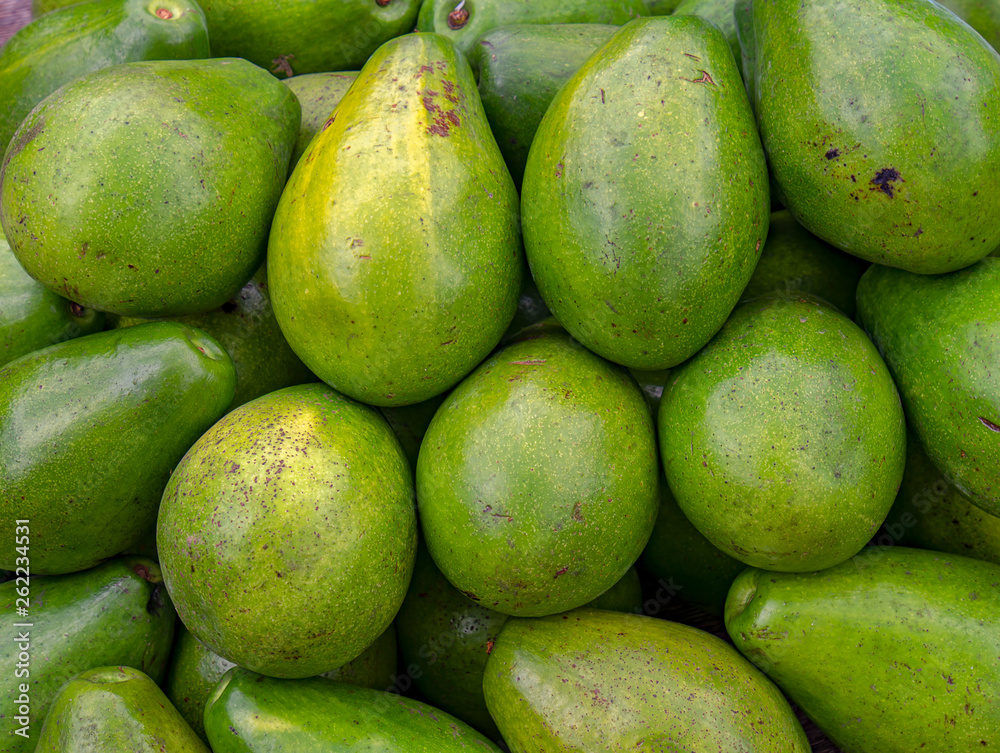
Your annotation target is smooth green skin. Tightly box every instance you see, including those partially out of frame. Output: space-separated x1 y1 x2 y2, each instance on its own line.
645 0 682 13
282 72 359 169
0 58 300 318
522 16 770 370
417 0 646 56
673 0 741 76
116 264 315 411
939 0 1000 52
1 237 104 367
659 295 906 572
883 429 1000 566
468 24 618 187
204 668 502 752
740 210 868 317
751 0 1000 274
166 624 398 743
269 33 522 408
586 564 643 612
0 0 210 155
484 608 810 752
856 259 1000 516
380 394 449 471
733 0 753 102
157 383 417 679
34 667 208 753
641 480 745 615
416 332 659 617
0 322 235 574
725 547 1000 752
199 0 422 78
0 558 177 753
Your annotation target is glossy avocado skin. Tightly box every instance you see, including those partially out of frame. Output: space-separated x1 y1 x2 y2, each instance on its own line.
856 258 1000 517
0 0 210 154
282 72 359 168
0 558 177 753
522 16 769 370
269 33 522 408
34 667 208 753
0 322 236 575
726 547 1000 752
750 0 1000 274
484 608 810 751
659 295 906 572
204 668 503 752
1 237 104 367
468 24 618 187
0 58 300 318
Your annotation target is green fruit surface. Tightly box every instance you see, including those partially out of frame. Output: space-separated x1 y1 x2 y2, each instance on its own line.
204 668 502 752
0 0 210 154
856 258 1000 516
0 558 177 753
157 383 416 679
416 332 659 616
750 0 1000 273
673 0 741 75
522 16 769 370
659 295 906 571
0 322 235 574
484 608 810 751
1 237 103 367
938 0 1000 52
282 71 359 168
725 547 1000 752
269 32 522 407
34 666 207 753
198 0 422 77
0 58 300 317
645 0 682 13
468 24 618 186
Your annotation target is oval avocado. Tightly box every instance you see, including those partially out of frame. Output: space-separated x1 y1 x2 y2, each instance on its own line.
282 71 359 169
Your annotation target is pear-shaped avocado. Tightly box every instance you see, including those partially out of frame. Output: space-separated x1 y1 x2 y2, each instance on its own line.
726 547 1000 752
416 332 658 617
34 666 207 752
0 58 300 317
659 295 905 572
1 236 103 366
0 558 177 753
157 383 416 679
749 0 1000 274
282 71 359 168
522 16 769 370
204 668 503 752
484 608 810 751
269 32 522 407
0 0 210 153
856 258 1000 517
0 322 235 575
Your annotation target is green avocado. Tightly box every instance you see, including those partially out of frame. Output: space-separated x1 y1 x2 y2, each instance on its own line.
673 0 741 76
522 16 769 370
0 322 235 575
484 608 810 751
749 0 1000 274
0 0 210 154
197 0 422 78
725 547 1000 752
0 58 300 318
938 0 1000 53
34 666 207 753
269 32 522 407
417 0 646 56
468 24 618 187
204 668 503 752
659 295 906 572
856 259 1000 517
1 237 103 367
282 72 359 169
0 557 177 753
115 264 315 411
157 383 416 679
416 332 659 617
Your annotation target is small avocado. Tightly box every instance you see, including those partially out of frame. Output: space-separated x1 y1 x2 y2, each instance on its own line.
282 71 358 168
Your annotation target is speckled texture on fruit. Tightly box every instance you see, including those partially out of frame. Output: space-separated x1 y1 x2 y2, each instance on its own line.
282 71 358 168
484 607 810 751
416 332 659 617
725 547 1000 752
157 382 416 679
659 294 906 572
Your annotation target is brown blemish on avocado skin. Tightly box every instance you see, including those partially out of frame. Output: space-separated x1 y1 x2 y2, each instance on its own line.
871 167 902 198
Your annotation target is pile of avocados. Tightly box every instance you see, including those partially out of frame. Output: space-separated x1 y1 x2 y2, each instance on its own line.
1 0 999 751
